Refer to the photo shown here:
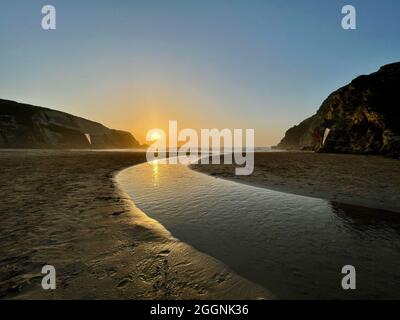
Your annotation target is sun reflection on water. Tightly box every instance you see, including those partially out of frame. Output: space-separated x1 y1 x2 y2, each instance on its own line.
150 159 160 186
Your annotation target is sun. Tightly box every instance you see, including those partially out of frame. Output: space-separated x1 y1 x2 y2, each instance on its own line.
150 132 161 141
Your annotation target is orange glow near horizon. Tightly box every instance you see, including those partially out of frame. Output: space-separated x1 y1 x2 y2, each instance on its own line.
58 85 288 148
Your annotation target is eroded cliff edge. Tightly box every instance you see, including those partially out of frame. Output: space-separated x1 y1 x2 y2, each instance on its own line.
0 99 140 149
275 62 400 158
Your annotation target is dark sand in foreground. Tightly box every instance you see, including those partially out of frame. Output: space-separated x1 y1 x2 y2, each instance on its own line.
190 152 400 213
0 150 269 300
3 151 399 299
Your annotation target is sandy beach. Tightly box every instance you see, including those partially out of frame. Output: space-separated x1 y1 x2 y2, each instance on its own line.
191 152 400 213
2 150 400 300
0 150 269 300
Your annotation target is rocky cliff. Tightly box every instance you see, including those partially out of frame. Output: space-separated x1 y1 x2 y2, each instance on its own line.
0 99 140 149
275 62 400 158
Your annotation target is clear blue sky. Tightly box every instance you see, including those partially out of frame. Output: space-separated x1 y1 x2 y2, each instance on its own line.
0 0 399 145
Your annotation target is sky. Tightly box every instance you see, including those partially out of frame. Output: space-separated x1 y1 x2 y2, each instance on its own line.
0 0 399 146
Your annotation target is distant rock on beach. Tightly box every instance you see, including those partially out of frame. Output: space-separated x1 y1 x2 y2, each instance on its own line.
275 62 400 158
0 99 141 149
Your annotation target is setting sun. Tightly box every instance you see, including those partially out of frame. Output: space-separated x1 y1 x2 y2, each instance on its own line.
150 132 161 141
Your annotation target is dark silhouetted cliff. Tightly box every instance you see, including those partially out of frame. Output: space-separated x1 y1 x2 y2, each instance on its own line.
275 62 400 158
0 99 140 149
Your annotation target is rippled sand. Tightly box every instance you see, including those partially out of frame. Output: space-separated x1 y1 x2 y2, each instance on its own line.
0 150 269 300
191 152 400 213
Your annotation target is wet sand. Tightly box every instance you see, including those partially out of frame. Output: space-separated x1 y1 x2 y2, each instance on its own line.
190 152 400 213
0 150 269 300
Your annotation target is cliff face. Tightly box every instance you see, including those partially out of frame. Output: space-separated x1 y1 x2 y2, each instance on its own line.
0 99 140 149
275 62 400 157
